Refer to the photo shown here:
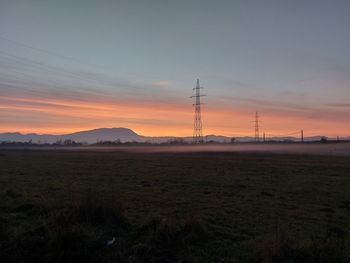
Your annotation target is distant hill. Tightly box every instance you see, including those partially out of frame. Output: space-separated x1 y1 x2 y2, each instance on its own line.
64 128 143 143
0 128 144 144
0 127 348 144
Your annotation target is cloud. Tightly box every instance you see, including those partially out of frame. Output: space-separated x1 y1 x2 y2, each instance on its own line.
325 103 350 108
0 50 349 137
0 51 182 104
214 95 350 123
152 80 171 87
216 96 310 111
295 77 319 84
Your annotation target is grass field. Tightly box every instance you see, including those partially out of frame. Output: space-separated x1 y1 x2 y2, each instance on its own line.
1 149 350 262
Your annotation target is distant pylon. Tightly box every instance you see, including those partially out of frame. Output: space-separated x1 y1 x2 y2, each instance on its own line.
254 111 260 142
191 79 206 143
301 129 304 143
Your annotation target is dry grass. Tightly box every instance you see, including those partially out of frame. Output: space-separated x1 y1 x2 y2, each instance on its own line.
0 150 349 262
260 228 350 263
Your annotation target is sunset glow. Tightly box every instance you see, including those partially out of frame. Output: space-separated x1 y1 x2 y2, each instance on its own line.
1 93 349 137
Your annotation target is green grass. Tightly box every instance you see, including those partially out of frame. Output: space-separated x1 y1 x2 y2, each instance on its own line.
0 150 349 262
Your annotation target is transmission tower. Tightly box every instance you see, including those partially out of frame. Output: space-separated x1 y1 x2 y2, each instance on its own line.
301 129 304 143
191 79 206 143
254 111 260 142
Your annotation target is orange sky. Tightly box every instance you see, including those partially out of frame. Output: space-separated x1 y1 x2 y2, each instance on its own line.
1 95 349 137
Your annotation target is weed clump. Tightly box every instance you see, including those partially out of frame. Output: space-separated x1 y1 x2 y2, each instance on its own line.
130 214 207 262
47 224 91 263
259 228 350 263
5 189 22 199
0 190 208 263
0 191 127 263
71 190 127 226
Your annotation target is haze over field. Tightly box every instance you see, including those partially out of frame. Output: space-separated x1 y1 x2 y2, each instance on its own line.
1 0 350 137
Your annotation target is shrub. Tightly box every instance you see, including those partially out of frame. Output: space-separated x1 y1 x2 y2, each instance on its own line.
72 190 127 226
132 214 207 262
260 229 350 263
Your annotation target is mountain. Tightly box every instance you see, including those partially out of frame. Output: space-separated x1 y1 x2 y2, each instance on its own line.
0 128 347 144
0 128 144 144
62 128 143 143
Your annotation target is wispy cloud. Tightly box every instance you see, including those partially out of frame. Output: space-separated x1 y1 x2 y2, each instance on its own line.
151 80 171 87
0 49 349 137
325 103 350 108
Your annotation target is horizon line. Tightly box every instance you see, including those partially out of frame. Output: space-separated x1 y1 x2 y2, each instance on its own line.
0 127 349 139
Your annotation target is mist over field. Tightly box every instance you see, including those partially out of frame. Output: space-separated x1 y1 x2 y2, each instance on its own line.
3 143 350 157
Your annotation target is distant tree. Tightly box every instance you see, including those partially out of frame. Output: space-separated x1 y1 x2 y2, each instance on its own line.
168 138 187 145
64 139 73 145
230 138 236 144
320 136 328 143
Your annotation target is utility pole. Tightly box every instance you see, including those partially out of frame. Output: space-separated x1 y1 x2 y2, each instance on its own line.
301 129 304 143
254 111 260 142
263 132 266 142
191 79 206 144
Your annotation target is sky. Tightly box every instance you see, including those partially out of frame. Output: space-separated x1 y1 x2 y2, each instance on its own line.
0 0 349 137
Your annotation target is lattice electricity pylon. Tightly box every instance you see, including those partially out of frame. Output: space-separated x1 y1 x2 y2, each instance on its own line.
254 111 260 142
190 79 206 143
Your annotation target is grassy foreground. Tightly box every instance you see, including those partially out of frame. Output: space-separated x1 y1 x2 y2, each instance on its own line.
0 150 349 262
